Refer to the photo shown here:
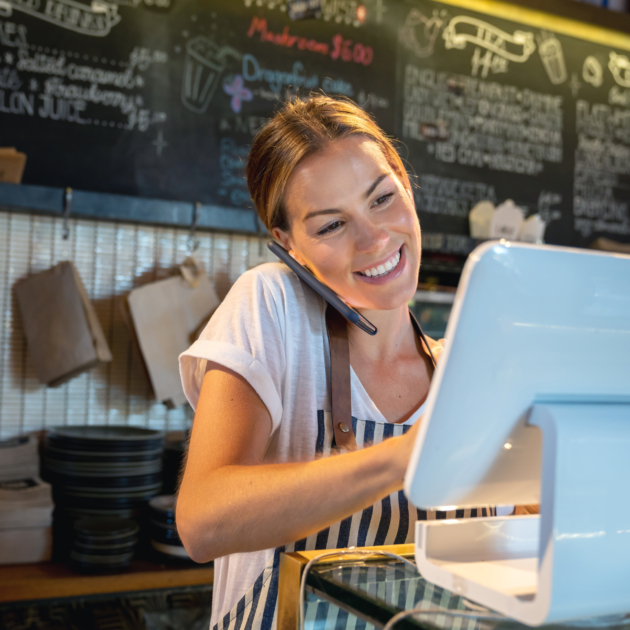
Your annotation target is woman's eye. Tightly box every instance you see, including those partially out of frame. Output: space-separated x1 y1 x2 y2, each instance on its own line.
374 192 394 206
318 220 343 235
317 220 343 236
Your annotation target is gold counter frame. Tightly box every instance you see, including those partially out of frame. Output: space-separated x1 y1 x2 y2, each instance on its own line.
278 544 415 630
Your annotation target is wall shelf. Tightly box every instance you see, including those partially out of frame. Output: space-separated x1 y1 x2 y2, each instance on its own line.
0 182 259 234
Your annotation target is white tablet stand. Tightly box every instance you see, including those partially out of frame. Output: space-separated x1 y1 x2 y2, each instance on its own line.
405 242 630 626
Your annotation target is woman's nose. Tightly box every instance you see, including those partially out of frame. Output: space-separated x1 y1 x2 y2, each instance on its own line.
354 218 389 254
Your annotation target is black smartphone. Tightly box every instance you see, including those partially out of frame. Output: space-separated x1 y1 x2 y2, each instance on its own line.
267 240 377 335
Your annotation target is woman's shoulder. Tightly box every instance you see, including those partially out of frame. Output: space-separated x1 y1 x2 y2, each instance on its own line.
193 261 326 384
229 262 321 311
213 263 325 337
232 262 301 294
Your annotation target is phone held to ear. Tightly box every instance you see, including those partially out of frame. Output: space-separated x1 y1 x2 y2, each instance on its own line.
267 241 377 335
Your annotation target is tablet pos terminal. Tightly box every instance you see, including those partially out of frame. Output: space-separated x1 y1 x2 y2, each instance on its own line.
406 241 630 626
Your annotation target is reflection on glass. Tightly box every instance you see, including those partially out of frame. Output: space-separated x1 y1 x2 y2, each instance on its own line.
304 560 630 630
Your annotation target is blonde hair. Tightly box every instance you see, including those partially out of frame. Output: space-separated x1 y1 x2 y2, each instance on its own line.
246 94 410 232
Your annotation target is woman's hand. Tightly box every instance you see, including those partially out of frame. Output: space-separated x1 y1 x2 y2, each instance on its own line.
514 504 540 515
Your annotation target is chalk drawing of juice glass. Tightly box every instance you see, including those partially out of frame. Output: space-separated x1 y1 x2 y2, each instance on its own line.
182 37 240 114
538 37 567 85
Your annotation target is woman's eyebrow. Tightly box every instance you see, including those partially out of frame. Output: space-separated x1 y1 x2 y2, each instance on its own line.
363 173 389 199
302 173 390 222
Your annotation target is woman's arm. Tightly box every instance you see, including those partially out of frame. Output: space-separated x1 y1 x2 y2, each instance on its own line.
176 363 417 563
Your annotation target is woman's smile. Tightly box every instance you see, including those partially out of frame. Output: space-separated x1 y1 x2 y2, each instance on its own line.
354 245 406 285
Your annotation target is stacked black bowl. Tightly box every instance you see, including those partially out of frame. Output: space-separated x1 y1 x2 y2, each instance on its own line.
162 431 188 495
41 426 165 559
71 517 139 573
148 495 191 562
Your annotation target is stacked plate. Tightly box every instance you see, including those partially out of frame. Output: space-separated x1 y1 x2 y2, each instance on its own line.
148 495 191 562
162 431 188 495
41 426 164 558
71 517 139 573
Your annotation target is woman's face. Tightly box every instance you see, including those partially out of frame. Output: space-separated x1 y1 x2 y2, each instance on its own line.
273 135 421 312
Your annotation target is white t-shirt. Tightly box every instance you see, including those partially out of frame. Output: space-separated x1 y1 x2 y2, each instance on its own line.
179 263 472 630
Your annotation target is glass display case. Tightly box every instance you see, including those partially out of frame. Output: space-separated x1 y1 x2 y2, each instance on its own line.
280 547 630 630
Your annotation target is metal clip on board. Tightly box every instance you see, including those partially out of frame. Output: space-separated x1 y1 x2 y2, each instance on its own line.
62 187 72 240
188 201 201 253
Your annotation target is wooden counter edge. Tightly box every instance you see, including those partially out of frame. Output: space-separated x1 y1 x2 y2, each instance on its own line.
278 544 415 630
0 560 214 603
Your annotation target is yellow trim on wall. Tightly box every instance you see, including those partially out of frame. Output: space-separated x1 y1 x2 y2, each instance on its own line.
436 0 630 51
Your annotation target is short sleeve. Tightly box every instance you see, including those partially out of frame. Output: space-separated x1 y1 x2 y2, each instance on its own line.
179 267 286 433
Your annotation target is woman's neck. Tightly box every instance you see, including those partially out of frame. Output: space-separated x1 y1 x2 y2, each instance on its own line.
347 305 415 363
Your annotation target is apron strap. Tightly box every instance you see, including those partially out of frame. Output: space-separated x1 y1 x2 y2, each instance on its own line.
326 305 356 450
325 305 437 450
409 310 437 371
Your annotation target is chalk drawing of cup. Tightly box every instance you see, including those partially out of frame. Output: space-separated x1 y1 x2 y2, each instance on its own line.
400 9 443 59
583 55 603 88
182 37 240 114
608 52 630 88
538 37 567 85
0 0 13 17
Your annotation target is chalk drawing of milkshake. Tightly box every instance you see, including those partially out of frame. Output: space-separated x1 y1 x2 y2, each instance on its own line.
538 36 567 85
181 37 241 114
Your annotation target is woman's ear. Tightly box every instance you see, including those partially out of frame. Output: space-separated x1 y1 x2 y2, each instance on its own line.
271 227 291 251
271 228 299 261
271 228 308 267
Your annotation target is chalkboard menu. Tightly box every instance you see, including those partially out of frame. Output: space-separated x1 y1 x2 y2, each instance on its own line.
393 0 630 249
1 0 630 248
0 0 396 211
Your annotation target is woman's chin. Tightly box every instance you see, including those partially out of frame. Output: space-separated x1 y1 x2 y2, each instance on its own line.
363 292 416 312
349 278 418 312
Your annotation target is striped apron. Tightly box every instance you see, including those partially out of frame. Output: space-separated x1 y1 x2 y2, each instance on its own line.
211 411 495 630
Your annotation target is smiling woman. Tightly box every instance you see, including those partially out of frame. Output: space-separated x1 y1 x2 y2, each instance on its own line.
176 95 493 630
